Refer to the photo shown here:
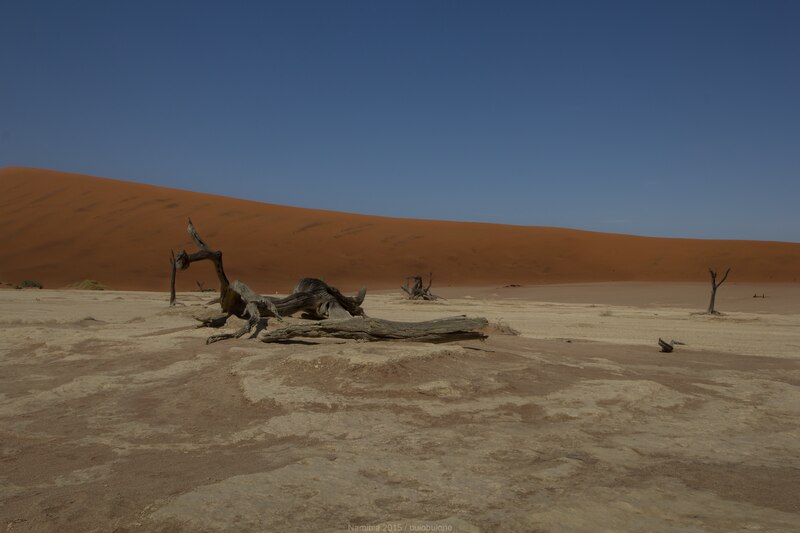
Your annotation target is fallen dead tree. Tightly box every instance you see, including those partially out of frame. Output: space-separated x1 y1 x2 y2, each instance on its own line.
401 273 441 300
171 220 488 345
261 316 488 343
171 219 366 343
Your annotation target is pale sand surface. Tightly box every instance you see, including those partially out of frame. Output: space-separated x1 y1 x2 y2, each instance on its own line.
431 281 800 314
1 284 799 532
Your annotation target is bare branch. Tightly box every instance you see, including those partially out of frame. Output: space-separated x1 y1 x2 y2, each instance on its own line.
717 267 731 287
175 220 230 289
187 218 211 251
354 287 367 305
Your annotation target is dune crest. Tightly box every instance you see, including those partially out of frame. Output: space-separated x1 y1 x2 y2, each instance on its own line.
1 166 798 292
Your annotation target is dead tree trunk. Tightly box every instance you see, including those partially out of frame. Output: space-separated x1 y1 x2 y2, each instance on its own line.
169 250 177 306
172 220 367 343
401 272 440 300
706 267 731 315
261 316 488 343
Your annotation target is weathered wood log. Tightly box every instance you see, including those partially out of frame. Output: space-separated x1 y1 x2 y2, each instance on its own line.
261 315 488 343
401 272 441 300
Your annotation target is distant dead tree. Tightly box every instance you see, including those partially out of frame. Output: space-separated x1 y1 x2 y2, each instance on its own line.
401 273 440 301
706 267 731 315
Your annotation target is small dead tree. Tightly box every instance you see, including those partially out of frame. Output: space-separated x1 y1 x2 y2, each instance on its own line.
706 267 731 315
401 272 440 300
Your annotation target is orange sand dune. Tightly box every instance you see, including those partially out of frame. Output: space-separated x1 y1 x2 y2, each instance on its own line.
1 167 798 292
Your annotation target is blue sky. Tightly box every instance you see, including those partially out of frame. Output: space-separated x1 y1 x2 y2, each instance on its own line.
1 1 798 241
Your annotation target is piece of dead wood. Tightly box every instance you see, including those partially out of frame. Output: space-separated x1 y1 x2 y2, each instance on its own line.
172 219 366 343
658 338 674 353
291 278 367 320
261 315 488 343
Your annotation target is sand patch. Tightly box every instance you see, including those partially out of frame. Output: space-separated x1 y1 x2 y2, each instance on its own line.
1 288 799 531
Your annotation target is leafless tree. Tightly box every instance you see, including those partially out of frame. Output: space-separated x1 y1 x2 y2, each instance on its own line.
401 272 440 300
706 267 731 314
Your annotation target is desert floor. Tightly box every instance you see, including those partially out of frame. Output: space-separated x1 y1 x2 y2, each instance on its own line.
1 283 799 532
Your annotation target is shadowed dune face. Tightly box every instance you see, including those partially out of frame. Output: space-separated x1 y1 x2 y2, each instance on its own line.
1 166 799 292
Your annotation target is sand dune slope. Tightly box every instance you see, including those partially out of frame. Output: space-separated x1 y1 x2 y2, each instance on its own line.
1 167 798 292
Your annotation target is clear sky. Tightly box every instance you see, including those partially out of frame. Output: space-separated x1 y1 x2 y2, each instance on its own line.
1 1 798 241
